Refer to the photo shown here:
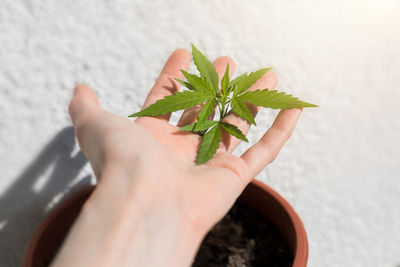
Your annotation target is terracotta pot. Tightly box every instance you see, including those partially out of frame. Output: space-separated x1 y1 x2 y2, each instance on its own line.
23 180 308 266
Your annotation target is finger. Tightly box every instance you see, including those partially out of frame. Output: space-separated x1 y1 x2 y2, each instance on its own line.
176 56 235 127
137 49 191 122
221 70 278 153
68 84 102 171
69 84 101 127
240 108 302 179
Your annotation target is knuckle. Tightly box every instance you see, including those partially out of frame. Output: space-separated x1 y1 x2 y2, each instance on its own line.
268 153 277 164
158 72 176 80
149 73 179 100
272 126 291 141
281 129 291 142
73 107 99 140
157 73 178 87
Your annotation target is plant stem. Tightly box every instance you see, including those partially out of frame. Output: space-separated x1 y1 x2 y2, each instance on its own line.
218 101 223 119
220 94 234 120
220 103 225 120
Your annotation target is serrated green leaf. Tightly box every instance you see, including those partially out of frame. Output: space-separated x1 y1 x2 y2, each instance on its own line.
220 122 248 142
229 73 247 94
230 84 238 97
233 83 240 96
229 73 247 87
221 64 230 96
197 124 221 164
174 78 196 91
235 68 271 95
238 89 318 109
196 97 217 126
180 120 218 132
230 97 256 125
129 91 211 117
180 70 214 95
191 44 219 92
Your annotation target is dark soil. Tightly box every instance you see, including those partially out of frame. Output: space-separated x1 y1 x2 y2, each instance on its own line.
192 201 293 267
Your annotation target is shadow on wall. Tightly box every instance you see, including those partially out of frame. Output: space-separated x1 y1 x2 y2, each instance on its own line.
0 126 92 266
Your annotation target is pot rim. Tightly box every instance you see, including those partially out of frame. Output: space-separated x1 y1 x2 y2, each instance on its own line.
248 179 308 267
22 186 96 267
23 180 308 266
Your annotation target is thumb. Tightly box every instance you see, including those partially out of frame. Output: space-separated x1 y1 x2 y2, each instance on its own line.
68 84 101 126
68 84 104 178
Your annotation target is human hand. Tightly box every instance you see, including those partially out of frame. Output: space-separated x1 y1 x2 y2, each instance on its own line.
53 49 302 267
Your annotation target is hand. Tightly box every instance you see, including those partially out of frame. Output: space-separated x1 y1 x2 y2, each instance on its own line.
52 49 302 267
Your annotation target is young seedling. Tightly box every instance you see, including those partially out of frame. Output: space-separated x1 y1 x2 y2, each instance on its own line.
129 45 317 164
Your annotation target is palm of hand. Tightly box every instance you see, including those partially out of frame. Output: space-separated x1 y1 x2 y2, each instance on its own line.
121 115 246 229
69 48 301 232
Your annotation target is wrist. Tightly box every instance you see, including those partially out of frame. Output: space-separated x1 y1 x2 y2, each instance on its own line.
94 167 205 267
53 167 204 267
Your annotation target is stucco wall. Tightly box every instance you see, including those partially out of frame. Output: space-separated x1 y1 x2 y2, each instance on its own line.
1 0 399 266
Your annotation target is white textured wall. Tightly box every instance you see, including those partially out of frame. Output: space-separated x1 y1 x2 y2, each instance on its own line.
1 0 400 266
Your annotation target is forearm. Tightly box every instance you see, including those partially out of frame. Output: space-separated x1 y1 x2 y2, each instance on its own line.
51 168 203 267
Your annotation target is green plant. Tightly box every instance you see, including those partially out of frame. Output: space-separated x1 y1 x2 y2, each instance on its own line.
129 45 317 164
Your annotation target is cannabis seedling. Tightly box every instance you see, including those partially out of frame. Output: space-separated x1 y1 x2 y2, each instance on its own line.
129 45 317 164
